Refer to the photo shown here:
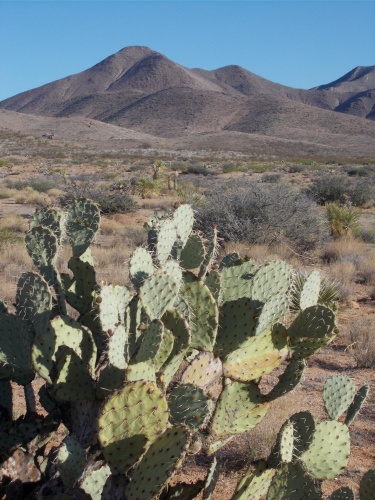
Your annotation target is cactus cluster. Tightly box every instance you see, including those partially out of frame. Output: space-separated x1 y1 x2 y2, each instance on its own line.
0 200 371 499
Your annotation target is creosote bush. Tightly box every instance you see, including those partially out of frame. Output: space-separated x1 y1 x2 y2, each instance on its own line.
307 174 374 206
195 180 326 250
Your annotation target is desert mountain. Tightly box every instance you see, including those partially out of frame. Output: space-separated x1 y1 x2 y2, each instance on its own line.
0 46 374 156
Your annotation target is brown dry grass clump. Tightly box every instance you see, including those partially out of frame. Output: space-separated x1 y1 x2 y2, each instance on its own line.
345 316 375 368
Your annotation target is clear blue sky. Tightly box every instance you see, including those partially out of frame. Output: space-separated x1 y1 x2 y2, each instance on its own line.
0 1 374 101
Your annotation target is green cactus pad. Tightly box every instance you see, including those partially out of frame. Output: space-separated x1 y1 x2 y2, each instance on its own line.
266 359 306 401
16 271 52 336
328 487 355 500
180 233 206 270
107 324 128 370
251 260 291 305
168 383 210 429
32 315 97 383
300 269 321 310
215 298 257 357
290 333 335 360
233 463 275 500
288 304 336 340
203 457 219 499
198 225 218 280
129 247 155 288
267 462 320 500
65 198 100 257
126 425 191 500
269 421 294 467
98 380 169 473
99 284 132 332
345 385 369 426
173 204 195 248
205 269 221 302
300 420 350 480
288 411 315 457
53 346 95 401
30 206 64 244
211 381 269 437
181 351 222 390
219 252 241 269
96 364 126 399
80 464 112 500
223 327 287 382
255 293 289 336
56 435 86 488
126 362 156 382
162 309 191 386
25 226 58 283
62 250 97 315
359 469 375 500
157 218 178 265
180 273 218 351
0 313 33 384
140 262 182 320
135 319 173 370
323 375 356 420
219 259 258 304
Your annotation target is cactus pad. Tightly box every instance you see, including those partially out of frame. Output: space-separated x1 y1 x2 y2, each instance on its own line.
180 233 206 270
203 457 219 499
98 380 169 473
168 383 210 429
181 351 222 390
359 469 375 500
323 375 356 420
126 425 191 500
233 462 275 500
56 436 86 488
251 260 291 305
80 464 112 500
65 198 100 257
223 327 287 382
211 381 269 437
299 269 321 310
129 247 155 288
173 204 195 248
345 385 369 426
267 462 320 500
288 304 336 340
255 293 289 336
328 487 355 500
300 420 350 479
266 359 305 401
288 411 315 457
219 259 257 304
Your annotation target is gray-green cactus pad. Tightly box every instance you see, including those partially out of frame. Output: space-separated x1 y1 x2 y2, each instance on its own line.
328 487 355 500
300 420 350 480
80 464 112 500
203 457 219 500
129 247 155 288
168 383 210 428
300 269 321 310
98 381 169 473
345 385 369 426
267 462 320 500
126 425 191 500
359 469 375 500
180 233 206 270
65 198 100 257
56 436 86 488
323 375 356 420
211 381 269 437
233 463 275 500
181 351 222 390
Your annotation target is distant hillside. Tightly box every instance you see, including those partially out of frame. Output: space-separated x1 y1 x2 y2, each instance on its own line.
0 46 374 157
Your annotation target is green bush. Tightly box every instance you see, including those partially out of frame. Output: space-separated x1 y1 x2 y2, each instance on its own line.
195 181 326 250
186 165 210 176
60 185 137 214
307 175 374 206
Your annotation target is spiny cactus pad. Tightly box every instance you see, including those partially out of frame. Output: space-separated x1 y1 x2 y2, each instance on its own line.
140 262 182 320
211 381 269 437
288 304 336 340
168 383 210 429
173 204 195 248
180 273 218 351
126 425 191 500
345 385 369 426
219 259 257 304
32 315 97 383
266 359 305 401
98 381 169 473
30 206 64 244
126 362 156 382
63 250 96 315
251 260 291 305
65 198 100 257
223 327 287 382
157 218 178 265
267 462 320 500
359 469 375 500
180 233 206 270
79 464 112 500
233 462 275 500
300 420 350 480
129 247 155 288
328 487 355 500
181 351 222 390
299 269 321 310
56 435 86 488
288 411 315 457
25 226 58 283
254 293 289 336
323 375 356 420
215 297 257 357
16 271 52 336
203 457 219 500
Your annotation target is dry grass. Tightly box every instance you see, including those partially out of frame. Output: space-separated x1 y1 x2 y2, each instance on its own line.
0 212 28 232
13 187 52 206
0 242 30 305
344 316 375 368
357 253 375 286
320 237 367 264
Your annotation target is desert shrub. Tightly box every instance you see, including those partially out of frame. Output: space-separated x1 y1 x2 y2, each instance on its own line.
136 178 161 198
195 181 326 250
60 185 137 214
325 202 361 238
307 175 374 206
5 174 62 193
288 165 306 173
186 165 209 176
261 173 281 183
0 228 23 247
346 317 375 368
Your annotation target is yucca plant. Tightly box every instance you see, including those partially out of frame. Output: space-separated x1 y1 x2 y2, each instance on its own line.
325 202 361 238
